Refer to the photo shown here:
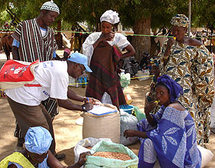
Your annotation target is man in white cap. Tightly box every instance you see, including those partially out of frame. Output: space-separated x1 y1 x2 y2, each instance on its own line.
4 53 96 160
0 126 90 168
11 1 61 154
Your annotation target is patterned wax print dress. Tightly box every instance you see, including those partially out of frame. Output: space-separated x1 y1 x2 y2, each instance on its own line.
159 41 214 144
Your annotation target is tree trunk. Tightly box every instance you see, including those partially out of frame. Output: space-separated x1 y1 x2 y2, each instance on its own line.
132 16 151 62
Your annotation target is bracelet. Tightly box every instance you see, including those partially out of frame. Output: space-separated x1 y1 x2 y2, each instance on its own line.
83 97 89 103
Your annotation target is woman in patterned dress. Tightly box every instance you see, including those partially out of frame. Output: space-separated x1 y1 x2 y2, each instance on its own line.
158 14 214 145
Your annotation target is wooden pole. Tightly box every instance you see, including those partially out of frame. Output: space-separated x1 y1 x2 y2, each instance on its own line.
188 0 191 37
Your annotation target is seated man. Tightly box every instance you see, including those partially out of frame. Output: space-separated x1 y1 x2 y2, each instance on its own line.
4 53 96 157
0 126 90 168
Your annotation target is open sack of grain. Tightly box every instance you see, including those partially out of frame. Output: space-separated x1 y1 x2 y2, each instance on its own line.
85 140 138 168
74 137 112 164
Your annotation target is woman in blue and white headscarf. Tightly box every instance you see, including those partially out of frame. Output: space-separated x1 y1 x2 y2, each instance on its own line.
124 75 201 168
0 126 89 168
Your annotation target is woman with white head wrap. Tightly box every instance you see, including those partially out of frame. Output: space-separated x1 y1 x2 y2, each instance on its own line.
0 126 89 168
83 10 135 109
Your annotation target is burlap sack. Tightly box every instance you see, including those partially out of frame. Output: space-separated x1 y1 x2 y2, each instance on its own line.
82 104 120 143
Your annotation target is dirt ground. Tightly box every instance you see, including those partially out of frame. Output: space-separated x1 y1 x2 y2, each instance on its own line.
0 59 215 167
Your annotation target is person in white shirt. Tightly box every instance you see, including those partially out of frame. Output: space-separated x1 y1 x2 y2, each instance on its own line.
82 10 135 109
5 52 95 158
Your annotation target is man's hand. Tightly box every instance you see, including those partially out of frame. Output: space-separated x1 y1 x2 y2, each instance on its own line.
84 97 100 105
82 103 93 111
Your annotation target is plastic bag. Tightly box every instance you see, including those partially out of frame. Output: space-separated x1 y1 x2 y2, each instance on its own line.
74 137 112 165
85 140 138 168
120 111 138 146
133 106 146 121
120 73 130 88
101 92 112 104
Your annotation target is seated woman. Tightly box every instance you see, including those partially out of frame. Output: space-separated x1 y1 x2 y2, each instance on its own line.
0 126 89 168
124 75 201 168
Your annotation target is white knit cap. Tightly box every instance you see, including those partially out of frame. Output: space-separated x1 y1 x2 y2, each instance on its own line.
40 0 60 14
100 10 120 24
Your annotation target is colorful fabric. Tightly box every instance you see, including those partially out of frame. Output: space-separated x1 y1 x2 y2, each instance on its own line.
0 152 34 168
25 126 53 154
137 107 201 168
85 41 126 108
11 18 58 62
100 10 120 24
170 14 189 28
156 75 183 103
159 41 214 144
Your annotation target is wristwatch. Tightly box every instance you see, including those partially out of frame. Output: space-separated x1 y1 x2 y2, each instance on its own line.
82 104 87 112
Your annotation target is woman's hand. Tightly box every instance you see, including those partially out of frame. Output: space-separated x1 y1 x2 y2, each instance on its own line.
124 130 136 138
166 38 174 49
77 152 91 167
145 100 157 115
100 32 115 41
67 152 91 168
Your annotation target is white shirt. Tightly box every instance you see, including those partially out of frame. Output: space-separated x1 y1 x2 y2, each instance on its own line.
5 61 69 106
82 32 130 65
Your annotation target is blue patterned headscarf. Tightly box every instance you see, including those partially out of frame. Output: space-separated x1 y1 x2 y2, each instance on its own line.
156 75 183 103
25 126 53 154
170 14 189 28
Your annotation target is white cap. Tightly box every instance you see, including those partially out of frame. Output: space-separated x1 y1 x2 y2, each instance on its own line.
100 10 120 24
40 0 60 14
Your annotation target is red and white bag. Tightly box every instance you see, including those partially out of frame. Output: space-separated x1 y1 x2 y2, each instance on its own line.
0 60 39 89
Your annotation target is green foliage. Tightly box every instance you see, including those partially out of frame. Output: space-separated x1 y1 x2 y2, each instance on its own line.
0 0 215 30
0 11 11 26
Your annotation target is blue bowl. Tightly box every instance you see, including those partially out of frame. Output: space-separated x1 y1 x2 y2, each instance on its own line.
120 105 134 114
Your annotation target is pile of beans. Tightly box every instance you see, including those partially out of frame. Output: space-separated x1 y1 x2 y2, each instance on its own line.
92 151 131 161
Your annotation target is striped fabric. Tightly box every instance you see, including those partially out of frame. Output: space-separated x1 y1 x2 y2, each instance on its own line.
12 18 58 62
86 41 126 109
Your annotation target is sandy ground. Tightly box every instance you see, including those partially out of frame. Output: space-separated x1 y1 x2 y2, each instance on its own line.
0 55 215 167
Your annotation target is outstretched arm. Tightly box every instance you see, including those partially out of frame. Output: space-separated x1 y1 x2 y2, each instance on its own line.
47 151 90 168
57 89 95 111
124 130 147 139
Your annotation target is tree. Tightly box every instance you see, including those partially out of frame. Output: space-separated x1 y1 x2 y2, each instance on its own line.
1 0 214 60
62 0 191 61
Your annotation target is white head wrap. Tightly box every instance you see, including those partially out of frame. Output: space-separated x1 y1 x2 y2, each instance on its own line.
25 126 53 154
40 0 60 14
100 10 120 24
